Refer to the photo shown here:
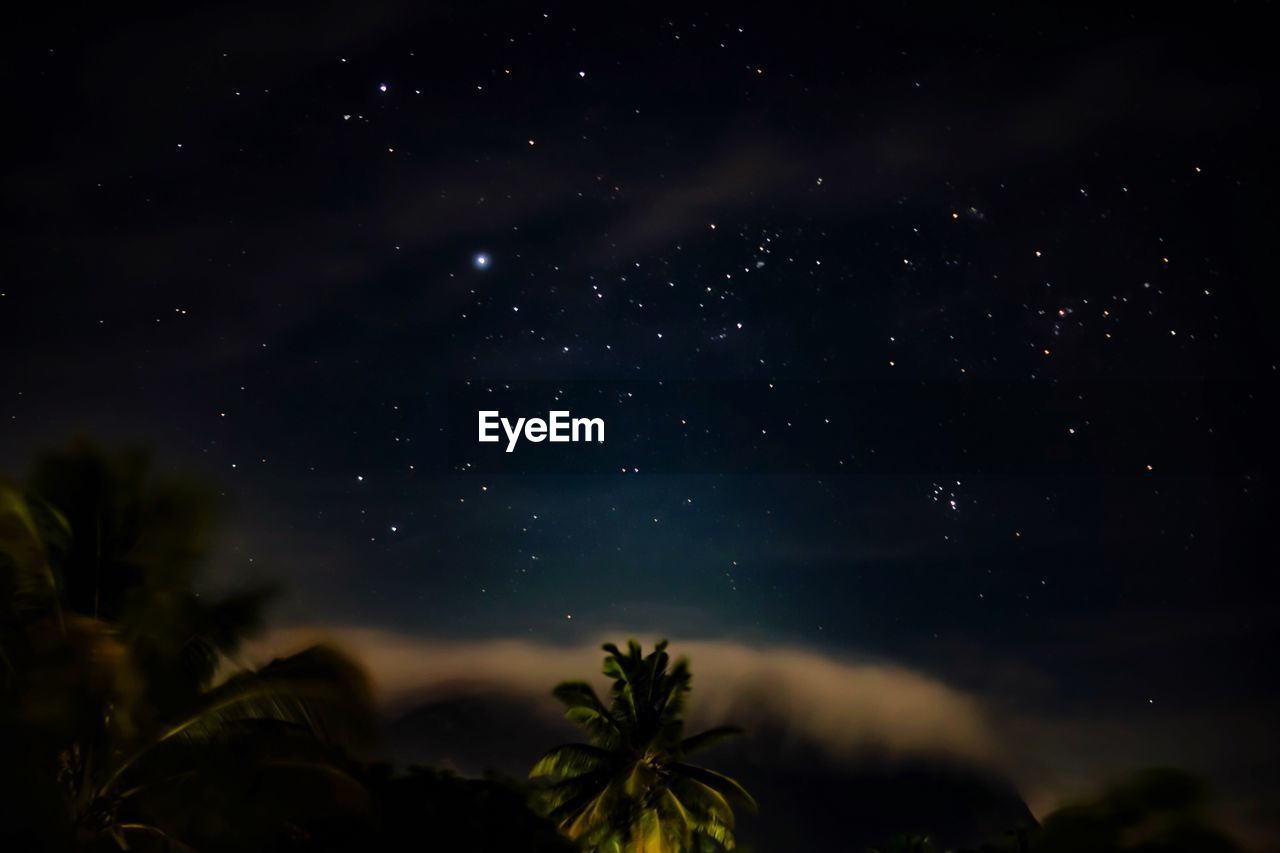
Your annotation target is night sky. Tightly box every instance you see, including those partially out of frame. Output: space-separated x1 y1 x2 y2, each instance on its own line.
4 2 1279 843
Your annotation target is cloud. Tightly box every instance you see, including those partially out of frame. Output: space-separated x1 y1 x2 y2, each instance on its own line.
242 626 1280 844
596 38 1251 261
245 626 1000 767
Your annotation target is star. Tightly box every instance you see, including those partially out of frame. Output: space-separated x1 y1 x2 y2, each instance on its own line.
474 253 490 269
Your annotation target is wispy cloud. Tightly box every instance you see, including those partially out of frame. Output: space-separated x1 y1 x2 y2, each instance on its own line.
247 626 1000 766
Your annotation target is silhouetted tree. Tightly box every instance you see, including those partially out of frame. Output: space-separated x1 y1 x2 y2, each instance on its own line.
530 639 756 852
22 441 275 716
1032 768 1241 853
1 443 376 851
959 768 1242 853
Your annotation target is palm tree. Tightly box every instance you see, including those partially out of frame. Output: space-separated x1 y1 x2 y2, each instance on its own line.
21 440 276 717
530 640 756 853
1 444 376 850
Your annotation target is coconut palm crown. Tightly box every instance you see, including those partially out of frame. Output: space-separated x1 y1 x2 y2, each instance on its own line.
530 640 756 852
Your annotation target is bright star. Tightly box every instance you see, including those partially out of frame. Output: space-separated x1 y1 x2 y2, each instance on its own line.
474 253 490 269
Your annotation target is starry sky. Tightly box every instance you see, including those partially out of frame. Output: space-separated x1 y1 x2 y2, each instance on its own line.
3 1 1279 841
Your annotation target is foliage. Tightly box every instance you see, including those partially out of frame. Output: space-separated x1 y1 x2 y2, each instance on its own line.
0 442 376 851
530 639 756 852
926 768 1242 853
1031 768 1242 853
21 441 277 715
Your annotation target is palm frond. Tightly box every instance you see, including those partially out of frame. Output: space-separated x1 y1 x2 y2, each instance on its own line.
563 777 623 839
553 680 621 740
98 644 373 797
534 640 754 851
669 774 737 827
118 822 200 852
0 484 65 622
680 725 745 756
670 762 758 812
530 742 612 779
